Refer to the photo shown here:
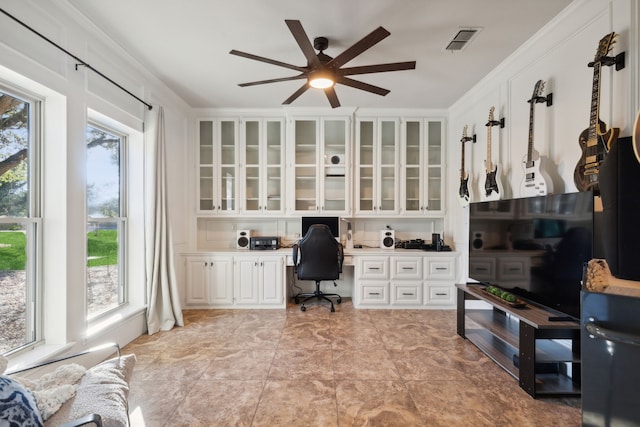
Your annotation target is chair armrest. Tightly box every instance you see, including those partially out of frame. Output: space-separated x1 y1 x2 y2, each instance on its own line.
292 244 299 272
59 413 102 427
337 243 344 274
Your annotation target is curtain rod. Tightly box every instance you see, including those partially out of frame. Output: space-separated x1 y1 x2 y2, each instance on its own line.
0 8 153 111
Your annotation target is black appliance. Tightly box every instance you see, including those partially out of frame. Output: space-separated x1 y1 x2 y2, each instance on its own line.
598 136 640 281
250 236 280 250
468 191 594 319
581 290 640 426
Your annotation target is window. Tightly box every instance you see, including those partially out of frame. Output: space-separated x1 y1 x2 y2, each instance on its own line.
86 124 127 318
0 86 41 355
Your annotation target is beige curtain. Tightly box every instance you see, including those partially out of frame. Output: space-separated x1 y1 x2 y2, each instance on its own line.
144 106 183 334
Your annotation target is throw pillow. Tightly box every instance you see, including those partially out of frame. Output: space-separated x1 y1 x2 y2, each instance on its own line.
44 354 136 427
0 375 44 427
15 363 87 420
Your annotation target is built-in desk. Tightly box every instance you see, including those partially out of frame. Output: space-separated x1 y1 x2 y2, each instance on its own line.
181 249 458 309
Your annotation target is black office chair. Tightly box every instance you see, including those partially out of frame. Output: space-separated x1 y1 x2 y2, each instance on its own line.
292 224 344 312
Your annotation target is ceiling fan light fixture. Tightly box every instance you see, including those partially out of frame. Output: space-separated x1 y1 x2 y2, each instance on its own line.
308 70 334 89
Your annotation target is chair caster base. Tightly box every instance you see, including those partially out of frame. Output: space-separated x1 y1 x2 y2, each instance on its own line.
300 305 306 312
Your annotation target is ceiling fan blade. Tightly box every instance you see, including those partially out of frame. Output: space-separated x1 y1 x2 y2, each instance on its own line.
339 61 416 76
282 82 310 105
285 20 321 68
324 87 341 108
337 76 390 96
327 26 391 69
238 75 307 87
230 49 307 73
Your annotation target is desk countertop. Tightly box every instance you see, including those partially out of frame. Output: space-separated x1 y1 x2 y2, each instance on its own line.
182 247 458 256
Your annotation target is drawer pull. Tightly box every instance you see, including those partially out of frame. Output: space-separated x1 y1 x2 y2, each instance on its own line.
435 292 448 296
402 267 414 270
435 267 448 271
402 292 414 296
369 292 381 296
508 267 520 272
368 267 381 271
476 267 488 271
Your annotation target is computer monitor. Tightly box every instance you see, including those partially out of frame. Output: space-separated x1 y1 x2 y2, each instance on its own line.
301 216 339 239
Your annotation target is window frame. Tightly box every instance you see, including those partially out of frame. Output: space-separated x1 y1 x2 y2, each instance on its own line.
0 82 43 356
85 120 129 320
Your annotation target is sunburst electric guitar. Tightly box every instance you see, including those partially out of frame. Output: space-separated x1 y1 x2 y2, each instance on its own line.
520 79 553 197
574 32 619 195
457 125 473 207
481 107 503 201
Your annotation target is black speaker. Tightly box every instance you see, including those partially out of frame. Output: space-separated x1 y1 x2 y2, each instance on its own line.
471 231 484 250
599 136 640 280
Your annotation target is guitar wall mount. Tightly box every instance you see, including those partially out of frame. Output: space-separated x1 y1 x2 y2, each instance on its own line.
486 117 505 129
588 51 625 71
529 92 553 107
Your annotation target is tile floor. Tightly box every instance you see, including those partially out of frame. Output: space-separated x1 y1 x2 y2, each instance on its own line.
123 299 580 426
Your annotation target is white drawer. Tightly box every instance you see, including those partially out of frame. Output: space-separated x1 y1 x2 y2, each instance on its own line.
357 257 389 279
425 257 455 280
425 285 454 305
391 282 422 305
391 257 423 280
359 282 389 305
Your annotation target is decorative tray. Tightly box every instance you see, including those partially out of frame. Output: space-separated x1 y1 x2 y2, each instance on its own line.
481 288 527 308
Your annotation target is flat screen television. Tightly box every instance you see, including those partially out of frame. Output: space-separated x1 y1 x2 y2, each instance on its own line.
468 191 594 319
301 216 339 239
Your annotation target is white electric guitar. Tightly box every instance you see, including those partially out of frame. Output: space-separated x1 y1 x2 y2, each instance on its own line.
520 80 553 197
481 107 503 201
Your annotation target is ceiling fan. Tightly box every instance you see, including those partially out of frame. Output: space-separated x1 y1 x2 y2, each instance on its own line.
229 19 416 108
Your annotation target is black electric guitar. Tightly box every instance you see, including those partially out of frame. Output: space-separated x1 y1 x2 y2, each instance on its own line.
520 79 553 197
574 32 619 195
457 125 472 207
481 107 503 201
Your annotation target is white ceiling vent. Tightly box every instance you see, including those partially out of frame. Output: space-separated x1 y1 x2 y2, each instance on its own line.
445 27 482 52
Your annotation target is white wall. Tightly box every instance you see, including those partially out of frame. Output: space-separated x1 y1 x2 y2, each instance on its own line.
0 0 190 360
446 0 636 280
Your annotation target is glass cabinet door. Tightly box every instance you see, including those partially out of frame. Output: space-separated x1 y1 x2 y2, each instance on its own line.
219 120 237 212
322 119 347 212
294 120 317 212
244 120 260 212
379 120 398 213
199 121 215 211
404 120 422 213
357 120 375 213
264 120 283 213
426 121 443 211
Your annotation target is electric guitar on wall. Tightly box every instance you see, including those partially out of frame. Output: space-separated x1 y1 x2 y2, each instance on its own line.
574 32 619 195
457 125 472 207
520 79 554 197
481 106 503 201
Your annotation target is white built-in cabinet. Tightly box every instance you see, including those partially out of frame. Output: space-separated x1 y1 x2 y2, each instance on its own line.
401 119 445 214
355 117 445 216
354 254 456 308
234 255 285 306
184 254 285 308
197 114 444 217
288 117 351 215
355 118 400 215
242 118 285 214
185 255 234 306
198 119 239 214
